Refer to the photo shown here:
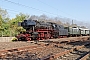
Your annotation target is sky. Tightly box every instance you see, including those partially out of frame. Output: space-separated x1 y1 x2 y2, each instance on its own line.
0 0 90 28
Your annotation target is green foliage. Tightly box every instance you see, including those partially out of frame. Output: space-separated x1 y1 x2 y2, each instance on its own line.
12 37 18 42
8 13 29 36
0 7 30 37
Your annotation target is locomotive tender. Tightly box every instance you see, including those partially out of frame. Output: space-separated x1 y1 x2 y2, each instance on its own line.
16 19 90 41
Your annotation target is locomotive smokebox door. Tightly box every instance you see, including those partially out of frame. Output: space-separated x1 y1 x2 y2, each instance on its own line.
18 22 22 26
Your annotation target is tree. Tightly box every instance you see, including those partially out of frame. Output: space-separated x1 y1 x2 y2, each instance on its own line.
29 15 38 20
0 8 9 36
9 13 30 36
0 15 3 26
0 8 9 22
39 14 48 21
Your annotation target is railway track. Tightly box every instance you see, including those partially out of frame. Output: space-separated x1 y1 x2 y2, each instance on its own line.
54 42 90 60
0 38 89 60
0 43 48 60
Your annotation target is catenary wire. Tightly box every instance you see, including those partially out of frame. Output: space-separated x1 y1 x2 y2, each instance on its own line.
3 0 62 17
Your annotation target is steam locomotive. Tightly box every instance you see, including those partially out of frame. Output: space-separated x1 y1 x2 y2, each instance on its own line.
16 19 90 41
